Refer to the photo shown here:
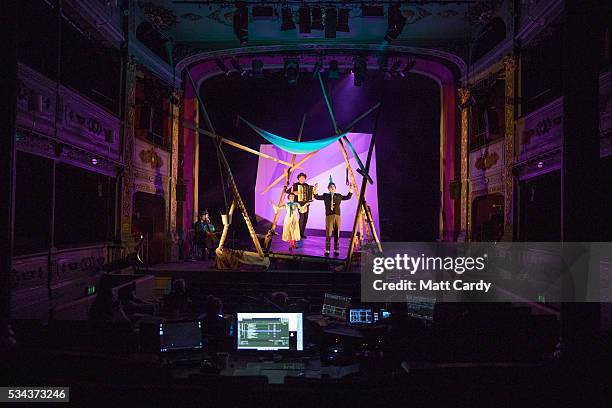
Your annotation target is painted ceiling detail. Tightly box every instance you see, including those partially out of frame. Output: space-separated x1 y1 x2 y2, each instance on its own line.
138 1 178 30
135 1 507 66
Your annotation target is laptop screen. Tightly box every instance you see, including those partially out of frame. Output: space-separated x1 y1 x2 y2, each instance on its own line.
159 320 203 352
322 293 351 320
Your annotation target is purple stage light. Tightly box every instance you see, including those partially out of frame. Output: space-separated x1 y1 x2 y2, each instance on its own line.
255 133 380 234
537 161 543 168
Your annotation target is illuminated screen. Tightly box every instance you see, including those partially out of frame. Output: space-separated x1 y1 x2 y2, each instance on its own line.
406 295 436 321
159 320 203 352
349 309 373 324
322 293 351 320
254 133 379 233
237 312 304 351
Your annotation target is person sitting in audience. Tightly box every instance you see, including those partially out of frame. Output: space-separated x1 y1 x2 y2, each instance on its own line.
163 279 193 317
89 276 130 324
118 282 157 318
201 295 227 338
270 291 289 311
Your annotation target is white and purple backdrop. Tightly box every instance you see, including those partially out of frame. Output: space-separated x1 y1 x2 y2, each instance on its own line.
255 133 380 234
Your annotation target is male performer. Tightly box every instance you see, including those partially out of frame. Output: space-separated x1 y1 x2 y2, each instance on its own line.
313 179 353 257
193 210 217 260
286 172 317 239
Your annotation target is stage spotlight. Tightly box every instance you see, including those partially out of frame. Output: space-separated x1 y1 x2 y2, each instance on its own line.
325 7 337 39
252 59 264 78
216 58 230 75
390 59 401 73
284 59 300 84
252 5 274 20
384 4 406 43
401 57 417 77
362 4 384 17
312 59 323 77
311 6 323 30
327 60 340 79
299 6 311 33
337 8 350 32
232 2 248 45
377 55 388 72
230 58 246 76
281 6 295 31
353 56 367 86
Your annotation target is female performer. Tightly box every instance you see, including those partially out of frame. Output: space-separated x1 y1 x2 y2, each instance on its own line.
273 193 309 251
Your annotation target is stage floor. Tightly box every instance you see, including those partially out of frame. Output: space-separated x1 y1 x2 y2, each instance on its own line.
268 235 350 259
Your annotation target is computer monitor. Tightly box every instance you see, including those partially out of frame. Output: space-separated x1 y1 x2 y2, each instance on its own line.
236 312 303 351
406 295 436 321
349 309 373 324
159 320 203 353
322 293 351 320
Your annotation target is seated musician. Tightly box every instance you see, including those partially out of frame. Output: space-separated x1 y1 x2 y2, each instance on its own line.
286 172 317 239
193 210 218 260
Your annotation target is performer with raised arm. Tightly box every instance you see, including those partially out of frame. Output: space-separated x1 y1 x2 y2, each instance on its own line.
273 193 310 252
313 176 353 257
286 172 317 239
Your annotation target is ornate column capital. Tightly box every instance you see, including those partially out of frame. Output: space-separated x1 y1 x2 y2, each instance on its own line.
458 87 471 105
502 55 516 72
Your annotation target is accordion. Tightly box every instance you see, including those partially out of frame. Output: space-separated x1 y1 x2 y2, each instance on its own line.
294 183 314 202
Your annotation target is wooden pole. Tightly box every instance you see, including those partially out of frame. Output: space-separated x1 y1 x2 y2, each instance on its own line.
265 114 306 252
337 139 366 246
345 100 383 271
217 199 236 250
183 122 298 168
260 151 318 194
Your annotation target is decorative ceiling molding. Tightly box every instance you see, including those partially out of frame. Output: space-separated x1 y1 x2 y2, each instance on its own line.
175 43 466 75
515 0 563 46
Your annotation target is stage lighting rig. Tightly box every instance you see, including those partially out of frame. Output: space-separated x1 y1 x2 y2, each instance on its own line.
384 4 406 43
401 57 417 77
284 59 300 84
230 58 246 76
216 58 230 75
400 57 416 77
299 6 311 33
337 8 350 32
232 2 248 45
353 56 367 87
281 6 295 31
325 7 337 38
312 59 323 77
252 59 264 78
327 60 340 79
311 6 324 30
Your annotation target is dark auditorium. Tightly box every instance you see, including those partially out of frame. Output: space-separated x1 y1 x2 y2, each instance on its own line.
1 0 611 406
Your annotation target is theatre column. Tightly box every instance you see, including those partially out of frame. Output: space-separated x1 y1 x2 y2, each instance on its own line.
502 55 517 241
560 0 602 370
0 0 17 337
166 89 182 261
120 57 137 249
458 87 471 242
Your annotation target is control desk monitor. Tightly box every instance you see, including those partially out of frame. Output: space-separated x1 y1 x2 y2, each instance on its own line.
159 320 203 353
322 293 351 320
349 309 373 324
406 295 436 321
236 313 303 351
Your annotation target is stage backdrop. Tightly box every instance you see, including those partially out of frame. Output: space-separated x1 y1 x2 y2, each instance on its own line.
255 133 380 234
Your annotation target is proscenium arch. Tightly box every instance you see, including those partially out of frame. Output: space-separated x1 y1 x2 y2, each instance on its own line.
179 45 463 241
